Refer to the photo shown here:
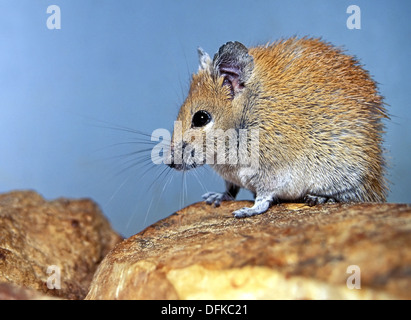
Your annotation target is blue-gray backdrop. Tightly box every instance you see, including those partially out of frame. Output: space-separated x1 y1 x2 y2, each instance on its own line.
1 0 410 237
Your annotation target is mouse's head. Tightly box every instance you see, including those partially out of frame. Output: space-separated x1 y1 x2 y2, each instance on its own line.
167 42 255 171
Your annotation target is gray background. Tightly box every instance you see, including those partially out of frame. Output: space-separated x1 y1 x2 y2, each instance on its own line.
1 0 410 237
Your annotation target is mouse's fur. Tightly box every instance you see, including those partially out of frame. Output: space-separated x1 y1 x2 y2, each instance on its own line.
167 37 388 217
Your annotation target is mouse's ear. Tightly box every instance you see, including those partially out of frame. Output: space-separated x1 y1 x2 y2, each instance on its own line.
213 41 254 97
197 47 212 72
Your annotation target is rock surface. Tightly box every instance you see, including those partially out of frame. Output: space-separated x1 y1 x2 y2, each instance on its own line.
86 201 411 300
0 282 61 300
0 190 122 299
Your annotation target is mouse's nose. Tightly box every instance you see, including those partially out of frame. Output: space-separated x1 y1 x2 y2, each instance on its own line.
166 141 199 171
166 142 187 170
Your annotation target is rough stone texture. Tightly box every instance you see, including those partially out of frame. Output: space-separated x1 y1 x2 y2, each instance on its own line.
0 282 60 300
86 201 411 300
0 190 122 300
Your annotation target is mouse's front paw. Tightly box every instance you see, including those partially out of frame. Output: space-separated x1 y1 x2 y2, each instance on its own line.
232 207 260 218
202 192 233 207
232 196 272 218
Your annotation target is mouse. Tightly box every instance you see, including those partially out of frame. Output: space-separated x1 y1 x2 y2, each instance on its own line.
166 37 388 218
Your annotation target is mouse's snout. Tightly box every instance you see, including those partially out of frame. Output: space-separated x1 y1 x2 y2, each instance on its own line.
167 141 203 171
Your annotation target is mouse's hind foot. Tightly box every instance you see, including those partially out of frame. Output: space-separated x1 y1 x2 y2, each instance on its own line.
304 194 336 206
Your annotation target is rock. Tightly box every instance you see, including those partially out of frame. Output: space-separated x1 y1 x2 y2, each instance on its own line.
86 201 411 300
0 190 122 300
0 282 60 300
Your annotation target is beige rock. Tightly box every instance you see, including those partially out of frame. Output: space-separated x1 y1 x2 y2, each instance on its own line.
0 282 60 300
0 190 122 299
86 201 411 300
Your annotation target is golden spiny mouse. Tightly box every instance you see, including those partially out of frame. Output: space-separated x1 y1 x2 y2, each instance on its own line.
167 37 388 218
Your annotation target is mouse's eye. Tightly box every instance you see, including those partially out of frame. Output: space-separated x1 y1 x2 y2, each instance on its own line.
192 110 212 128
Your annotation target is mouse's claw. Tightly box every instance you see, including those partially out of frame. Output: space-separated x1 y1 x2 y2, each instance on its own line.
202 191 233 207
